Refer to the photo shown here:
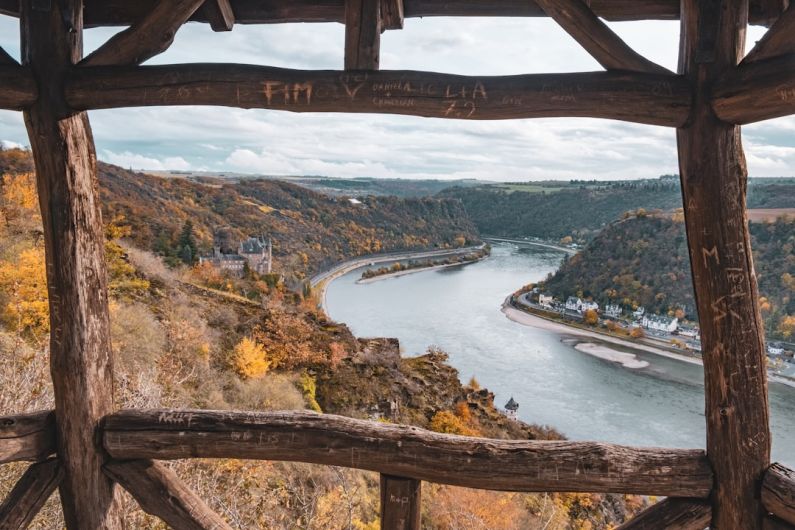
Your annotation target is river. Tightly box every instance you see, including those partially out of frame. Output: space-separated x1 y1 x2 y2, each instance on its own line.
325 242 795 466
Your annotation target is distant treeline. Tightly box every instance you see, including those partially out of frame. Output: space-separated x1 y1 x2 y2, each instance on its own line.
439 178 795 242
360 247 490 280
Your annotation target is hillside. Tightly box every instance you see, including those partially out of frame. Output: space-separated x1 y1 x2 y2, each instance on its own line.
0 148 648 528
440 178 795 242
537 214 795 339
99 163 480 280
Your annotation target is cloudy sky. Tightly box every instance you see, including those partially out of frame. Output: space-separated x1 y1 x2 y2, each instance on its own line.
0 14 791 180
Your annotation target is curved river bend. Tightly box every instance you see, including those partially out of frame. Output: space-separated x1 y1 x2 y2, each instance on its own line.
326 243 795 466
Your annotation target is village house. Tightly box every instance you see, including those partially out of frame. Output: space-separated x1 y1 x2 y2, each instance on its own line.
200 236 273 276
604 304 622 318
581 300 599 312
565 296 582 312
539 294 554 308
641 314 679 333
633 306 646 319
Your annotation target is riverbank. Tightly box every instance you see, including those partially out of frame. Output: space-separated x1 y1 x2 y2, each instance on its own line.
484 237 577 255
311 244 487 311
502 299 795 388
357 260 477 284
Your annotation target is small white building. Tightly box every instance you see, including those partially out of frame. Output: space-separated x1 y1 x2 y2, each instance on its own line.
539 294 554 308
604 304 622 318
768 344 784 356
504 397 519 420
565 296 582 312
633 306 646 319
678 327 699 339
581 300 599 312
642 315 679 333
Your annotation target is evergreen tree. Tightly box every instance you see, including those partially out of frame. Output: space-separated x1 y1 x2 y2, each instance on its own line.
178 220 198 264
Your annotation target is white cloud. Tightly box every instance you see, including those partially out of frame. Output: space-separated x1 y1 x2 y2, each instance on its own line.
0 14 790 179
101 150 191 171
1 140 23 150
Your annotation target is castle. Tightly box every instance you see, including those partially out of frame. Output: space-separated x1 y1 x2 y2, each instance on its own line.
199 236 273 276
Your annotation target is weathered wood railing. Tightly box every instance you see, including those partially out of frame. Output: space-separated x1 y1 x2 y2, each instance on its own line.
2 409 795 529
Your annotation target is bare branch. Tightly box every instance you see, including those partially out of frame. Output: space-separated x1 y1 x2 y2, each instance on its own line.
104 459 232 530
81 0 206 67
534 0 670 74
0 458 63 530
201 0 234 32
744 4 795 63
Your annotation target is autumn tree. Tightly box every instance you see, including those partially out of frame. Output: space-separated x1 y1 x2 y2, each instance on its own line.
583 309 598 326
0 247 49 339
178 219 198 265
233 337 272 379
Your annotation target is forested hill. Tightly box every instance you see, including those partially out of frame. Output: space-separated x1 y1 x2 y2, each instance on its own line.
538 213 795 340
0 149 480 278
439 179 795 242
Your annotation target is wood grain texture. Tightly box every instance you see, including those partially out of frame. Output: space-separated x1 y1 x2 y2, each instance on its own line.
744 4 795 63
533 0 670 74
102 409 714 497
0 65 37 110
104 460 232 530
615 497 711 530
202 0 235 31
0 45 17 65
765 516 795 530
763 463 795 526
0 458 63 530
380 475 420 530
0 0 782 26
678 1 770 529
81 0 206 67
0 411 56 464
713 53 795 124
21 1 124 528
380 0 403 30
65 64 691 127
345 0 381 70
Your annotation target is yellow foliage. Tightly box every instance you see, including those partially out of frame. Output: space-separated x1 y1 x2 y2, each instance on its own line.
584 309 598 326
1 172 40 229
778 315 795 339
630 327 645 339
0 247 49 339
429 410 478 436
232 337 271 379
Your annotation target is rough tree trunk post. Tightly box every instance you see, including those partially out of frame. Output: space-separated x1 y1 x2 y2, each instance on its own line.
677 1 771 528
20 0 123 527
379 475 421 530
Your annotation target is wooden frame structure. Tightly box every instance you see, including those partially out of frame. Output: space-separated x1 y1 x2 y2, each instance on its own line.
1 0 795 528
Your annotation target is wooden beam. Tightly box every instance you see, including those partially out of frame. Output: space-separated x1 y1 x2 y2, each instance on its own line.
381 0 404 30
0 458 63 530
102 409 714 497
65 64 692 127
81 0 206 67
345 0 381 70
534 0 670 74
713 54 795 124
765 516 795 530
202 0 235 31
0 65 38 110
615 498 712 530
0 411 56 465
0 0 785 26
744 3 795 63
21 0 124 528
380 475 421 530
763 463 795 526
0 45 17 65
104 460 233 530
678 1 770 529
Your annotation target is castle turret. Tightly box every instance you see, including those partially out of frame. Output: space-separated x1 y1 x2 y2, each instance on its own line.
504 396 519 420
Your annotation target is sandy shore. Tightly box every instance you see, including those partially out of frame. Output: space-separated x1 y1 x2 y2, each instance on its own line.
502 302 702 366
574 343 650 369
503 302 795 388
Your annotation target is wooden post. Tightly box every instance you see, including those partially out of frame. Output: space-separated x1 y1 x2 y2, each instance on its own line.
380 474 420 530
677 1 770 528
345 0 380 69
20 0 123 528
